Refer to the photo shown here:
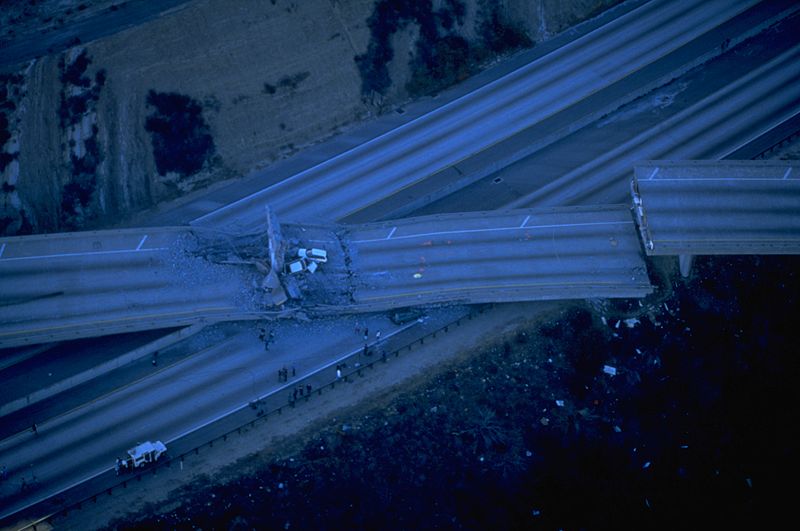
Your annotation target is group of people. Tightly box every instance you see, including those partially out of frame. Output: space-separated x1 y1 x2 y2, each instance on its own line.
355 324 382 344
291 383 313 402
278 365 295 382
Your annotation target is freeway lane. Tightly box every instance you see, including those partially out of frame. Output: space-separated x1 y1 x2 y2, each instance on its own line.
193 0 756 231
502 44 800 209
0 227 257 349
0 310 444 522
344 206 652 308
0 0 194 71
631 161 800 255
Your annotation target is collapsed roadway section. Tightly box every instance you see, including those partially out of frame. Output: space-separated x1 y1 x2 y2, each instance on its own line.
0 205 653 349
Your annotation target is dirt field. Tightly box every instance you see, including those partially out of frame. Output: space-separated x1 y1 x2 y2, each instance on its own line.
1 0 620 236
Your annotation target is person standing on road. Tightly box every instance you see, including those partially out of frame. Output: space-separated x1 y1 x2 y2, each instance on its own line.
363 327 369 342
31 423 38 435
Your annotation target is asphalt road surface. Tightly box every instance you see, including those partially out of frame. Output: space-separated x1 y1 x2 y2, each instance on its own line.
192 0 757 231
504 44 800 208
0 308 459 522
0 227 256 349
345 206 652 308
0 0 193 71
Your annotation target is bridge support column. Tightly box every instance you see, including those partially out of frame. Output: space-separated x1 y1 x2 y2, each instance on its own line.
678 254 694 278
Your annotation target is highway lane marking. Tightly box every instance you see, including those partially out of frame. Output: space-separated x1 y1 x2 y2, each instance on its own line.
136 234 149 250
0 247 168 262
520 215 530 228
784 168 792 180
648 167 660 180
386 226 397 239
352 220 633 244
0 243 5 258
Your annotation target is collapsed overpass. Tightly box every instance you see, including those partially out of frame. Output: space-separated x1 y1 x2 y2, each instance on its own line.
0 205 652 349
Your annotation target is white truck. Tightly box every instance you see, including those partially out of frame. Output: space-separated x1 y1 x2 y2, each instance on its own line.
117 440 167 473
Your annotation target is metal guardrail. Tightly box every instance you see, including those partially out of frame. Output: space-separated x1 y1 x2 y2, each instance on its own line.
11 305 491 530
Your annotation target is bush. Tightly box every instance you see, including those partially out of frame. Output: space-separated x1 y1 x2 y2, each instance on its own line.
144 90 216 177
479 6 532 54
60 49 92 87
0 111 10 146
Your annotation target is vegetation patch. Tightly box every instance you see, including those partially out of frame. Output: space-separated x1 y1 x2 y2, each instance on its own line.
144 90 216 178
356 0 532 100
477 2 532 55
56 50 106 229
60 129 100 229
263 71 311 95
57 50 105 128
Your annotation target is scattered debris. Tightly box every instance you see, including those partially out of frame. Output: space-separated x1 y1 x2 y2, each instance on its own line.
603 365 617 376
623 318 640 328
555 400 565 407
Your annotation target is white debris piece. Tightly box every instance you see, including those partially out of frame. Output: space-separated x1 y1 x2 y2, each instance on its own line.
643 461 651 469
624 318 640 328
613 425 622 433
615 320 621 329
601 316 607 325
555 400 565 407
603 365 617 376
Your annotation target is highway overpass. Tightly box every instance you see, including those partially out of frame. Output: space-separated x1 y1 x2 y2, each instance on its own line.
0 227 263 349
340 206 652 308
0 205 652 348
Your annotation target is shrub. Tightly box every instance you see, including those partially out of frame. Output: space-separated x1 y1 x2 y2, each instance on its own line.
60 49 92 87
144 90 215 177
479 6 532 54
